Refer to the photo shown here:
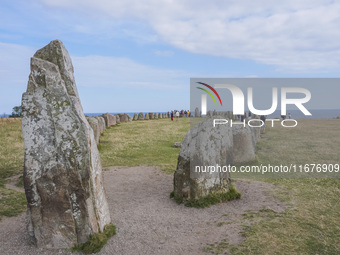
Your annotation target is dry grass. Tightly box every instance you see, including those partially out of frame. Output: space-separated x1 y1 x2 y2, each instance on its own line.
0 119 24 186
257 119 340 166
218 119 340 254
0 118 26 219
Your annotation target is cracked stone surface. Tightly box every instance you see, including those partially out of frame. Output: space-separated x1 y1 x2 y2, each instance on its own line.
21 40 111 249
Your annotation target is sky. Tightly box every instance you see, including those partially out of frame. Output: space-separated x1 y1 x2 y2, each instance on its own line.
1 0 340 114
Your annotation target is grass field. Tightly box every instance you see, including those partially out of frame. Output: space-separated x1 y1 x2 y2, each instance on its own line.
0 119 26 220
99 118 189 173
0 117 339 254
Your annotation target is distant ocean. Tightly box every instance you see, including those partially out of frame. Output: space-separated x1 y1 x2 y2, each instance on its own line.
85 109 340 119
1 109 339 119
85 112 168 117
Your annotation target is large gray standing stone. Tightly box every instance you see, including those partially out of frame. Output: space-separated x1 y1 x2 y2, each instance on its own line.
249 117 261 144
133 113 138 121
95 116 106 134
21 40 111 249
232 125 256 163
116 114 120 124
173 116 233 202
144 113 149 120
154 113 158 119
88 117 100 144
119 114 127 122
159 113 162 119
149 112 154 119
102 113 116 127
138 112 144 120
127 114 132 122
195 107 199 117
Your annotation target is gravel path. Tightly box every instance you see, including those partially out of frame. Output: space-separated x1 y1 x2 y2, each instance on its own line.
0 166 288 255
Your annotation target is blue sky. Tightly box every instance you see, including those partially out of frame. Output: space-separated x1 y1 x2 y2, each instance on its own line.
1 0 340 114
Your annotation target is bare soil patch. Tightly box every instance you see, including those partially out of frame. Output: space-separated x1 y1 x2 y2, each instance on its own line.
0 166 288 255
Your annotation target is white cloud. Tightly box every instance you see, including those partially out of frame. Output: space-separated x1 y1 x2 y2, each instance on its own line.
154 50 174 57
0 42 34 87
39 0 340 72
0 42 191 113
72 55 188 90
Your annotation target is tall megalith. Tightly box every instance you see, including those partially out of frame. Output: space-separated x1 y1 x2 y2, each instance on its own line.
21 40 111 248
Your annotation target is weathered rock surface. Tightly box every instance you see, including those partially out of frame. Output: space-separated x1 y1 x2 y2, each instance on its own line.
144 113 149 120
21 40 111 249
173 116 233 202
88 117 100 144
133 113 138 120
195 107 199 117
159 113 162 119
232 125 256 163
154 113 158 119
116 114 121 124
138 112 144 120
127 114 132 121
249 118 261 144
119 114 127 122
149 112 154 119
102 113 116 127
95 116 106 134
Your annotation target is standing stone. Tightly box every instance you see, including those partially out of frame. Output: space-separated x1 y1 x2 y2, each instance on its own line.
138 112 144 120
173 116 233 202
119 114 127 122
102 113 116 127
159 113 162 119
250 119 261 143
149 112 154 119
154 113 158 119
195 107 199 117
232 125 256 163
145 113 149 120
21 40 111 249
88 117 100 144
95 116 106 134
133 113 138 121
116 114 120 124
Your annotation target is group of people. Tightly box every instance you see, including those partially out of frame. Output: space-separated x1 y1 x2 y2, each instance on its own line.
170 110 190 121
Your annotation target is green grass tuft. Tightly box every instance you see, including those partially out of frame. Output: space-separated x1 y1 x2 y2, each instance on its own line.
72 223 116 254
184 185 241 208
0 187 27 220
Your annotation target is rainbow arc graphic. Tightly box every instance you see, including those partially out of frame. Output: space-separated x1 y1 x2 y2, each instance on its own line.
196 82 222 106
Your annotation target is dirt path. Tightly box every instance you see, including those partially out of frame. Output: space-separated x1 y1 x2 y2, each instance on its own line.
5 174 25 193
0 166 288 255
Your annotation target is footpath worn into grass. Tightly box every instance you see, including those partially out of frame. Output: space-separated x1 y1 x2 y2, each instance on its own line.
0 118 339 254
